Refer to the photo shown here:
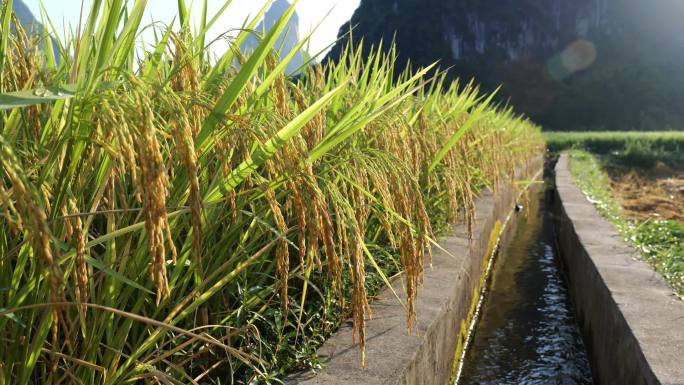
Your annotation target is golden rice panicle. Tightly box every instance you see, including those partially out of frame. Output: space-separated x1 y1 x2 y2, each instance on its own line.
6 17 37 90
103 99 140 201
351 221 369 368
6 21 45 135
169 103 203 271
350 177 371 367
0 182 22 234
68 198 89 315
305 169 341 291
131 93 176 303
265 187 290 310
416 190 433 267
328 183 350 300
288 179 308 269
293 86 324 148
170 34 203 136
395 181 421 331
0 137 63 337
274 74 290 118
320 197 341 292
305 183 323 272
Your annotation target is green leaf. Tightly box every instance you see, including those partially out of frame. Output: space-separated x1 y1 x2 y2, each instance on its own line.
0 85 76 111
0 81 120 111
142 27 172 82
110 0 149 71
0 308 25 328
177 0 189 29
429 87 500 173
0 0 13 90
85 256 155 295
362 243 406 309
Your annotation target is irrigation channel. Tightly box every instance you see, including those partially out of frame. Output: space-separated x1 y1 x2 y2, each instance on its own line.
455 180 594 385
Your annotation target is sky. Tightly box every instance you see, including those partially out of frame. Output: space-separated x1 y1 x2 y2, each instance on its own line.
22 0 361 56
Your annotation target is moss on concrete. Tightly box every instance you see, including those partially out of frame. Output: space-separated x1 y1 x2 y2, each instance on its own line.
449 220 503 382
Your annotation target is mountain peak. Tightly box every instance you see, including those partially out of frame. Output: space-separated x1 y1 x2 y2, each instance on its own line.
242 0 304 75
12 0 42 32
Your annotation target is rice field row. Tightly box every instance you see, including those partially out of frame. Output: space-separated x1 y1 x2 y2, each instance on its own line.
545 131 684 153
545 131 684 168
0 1 543 383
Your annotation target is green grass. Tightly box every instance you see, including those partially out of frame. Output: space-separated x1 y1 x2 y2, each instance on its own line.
0 1 543 383
567 150 684 298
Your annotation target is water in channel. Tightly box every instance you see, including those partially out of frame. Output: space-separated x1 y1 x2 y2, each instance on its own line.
457 184 593 385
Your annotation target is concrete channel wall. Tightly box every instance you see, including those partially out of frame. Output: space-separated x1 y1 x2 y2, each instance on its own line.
287 156 544 385
553 154 684 385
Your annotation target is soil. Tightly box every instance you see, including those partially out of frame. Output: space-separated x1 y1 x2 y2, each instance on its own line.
606 162 684 222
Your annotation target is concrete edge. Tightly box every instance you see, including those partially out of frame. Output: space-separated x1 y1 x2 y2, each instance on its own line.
286 155 545 385
553 153 684 385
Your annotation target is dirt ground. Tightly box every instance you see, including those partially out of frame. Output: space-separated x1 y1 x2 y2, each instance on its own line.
606 162 684 222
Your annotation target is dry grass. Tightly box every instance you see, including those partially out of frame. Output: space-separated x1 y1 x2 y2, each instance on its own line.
607 164 684 222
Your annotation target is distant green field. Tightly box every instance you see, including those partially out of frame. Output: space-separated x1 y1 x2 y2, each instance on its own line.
545 131 684 152
545 131 684 167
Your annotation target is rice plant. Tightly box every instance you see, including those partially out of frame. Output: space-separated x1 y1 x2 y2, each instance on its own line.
0 0 543 383
545 131 684 155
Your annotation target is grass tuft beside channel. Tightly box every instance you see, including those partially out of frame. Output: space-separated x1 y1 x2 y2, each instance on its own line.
0 1 543 383
568 150 684 298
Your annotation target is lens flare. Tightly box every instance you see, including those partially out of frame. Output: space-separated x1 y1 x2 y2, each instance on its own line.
547 40 598 80
561 40 597 72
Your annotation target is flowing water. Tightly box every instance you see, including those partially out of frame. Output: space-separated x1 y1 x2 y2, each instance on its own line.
457 184 593 385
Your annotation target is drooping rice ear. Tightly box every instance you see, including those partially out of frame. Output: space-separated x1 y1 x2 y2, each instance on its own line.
170 103 203 273
0 183 22 234
131 93 176 303
350 225 369 368
69 198 89 316
0 136 64 348
265 187 289 310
